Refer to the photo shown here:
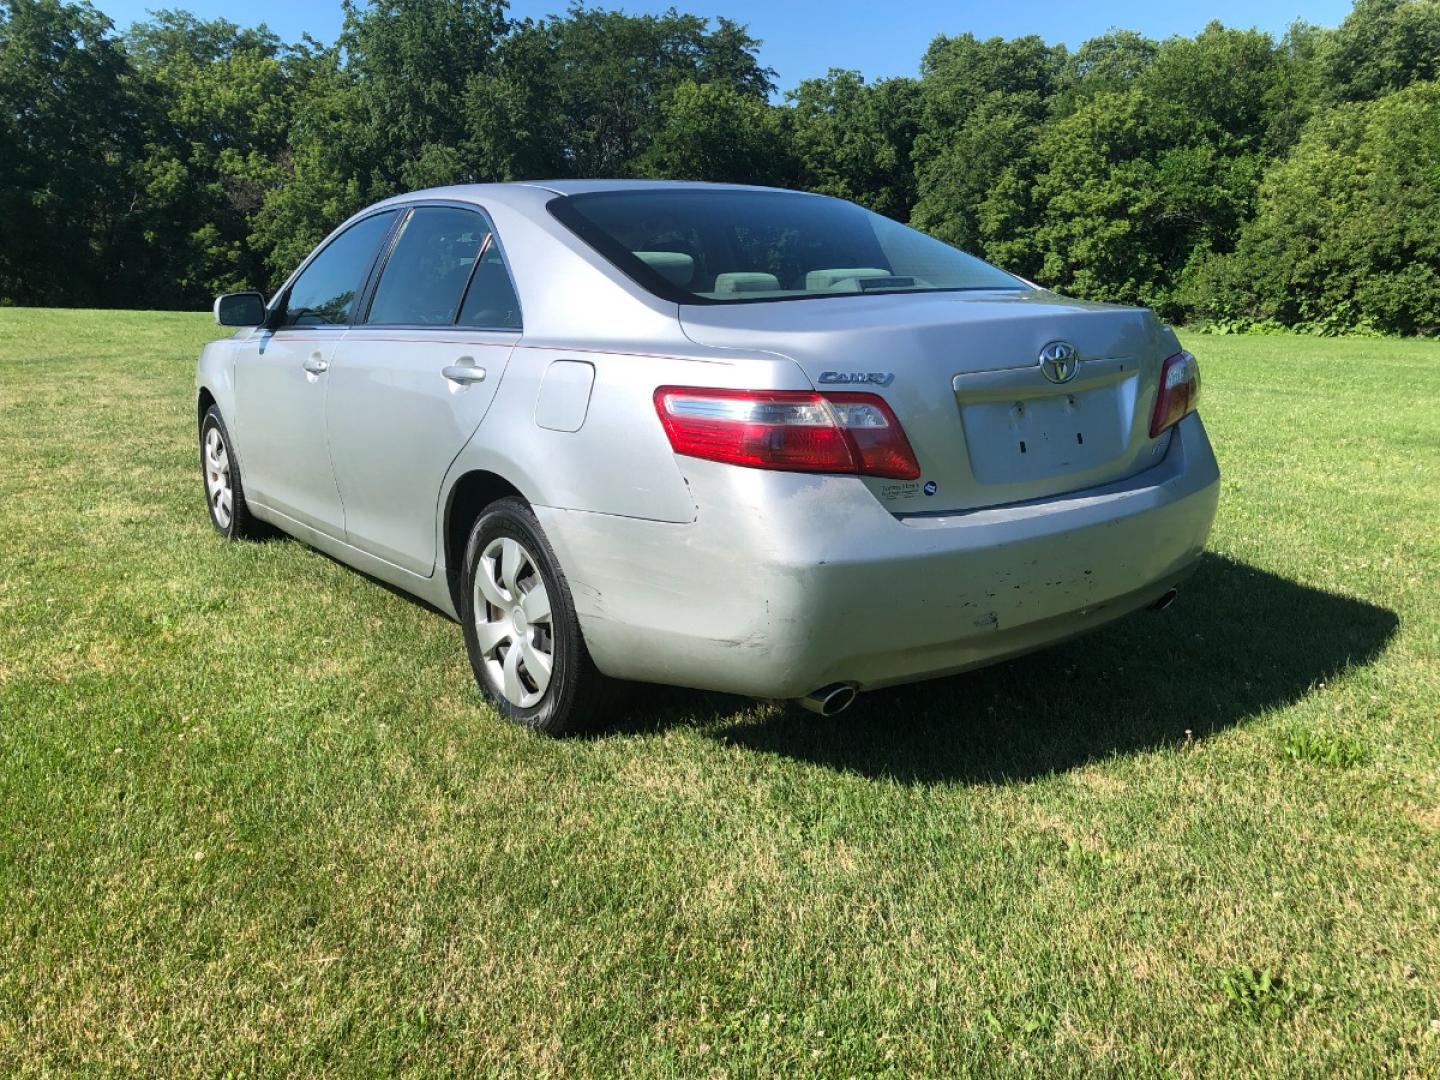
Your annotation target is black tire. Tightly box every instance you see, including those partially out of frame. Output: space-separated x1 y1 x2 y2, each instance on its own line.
459 497 610 735
199 405 265 540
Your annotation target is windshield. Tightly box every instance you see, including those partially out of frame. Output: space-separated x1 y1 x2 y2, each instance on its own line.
548 189 1027 305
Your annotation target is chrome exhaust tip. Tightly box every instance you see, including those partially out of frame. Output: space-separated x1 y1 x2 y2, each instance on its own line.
1149 588 1178 612
799 683 859 717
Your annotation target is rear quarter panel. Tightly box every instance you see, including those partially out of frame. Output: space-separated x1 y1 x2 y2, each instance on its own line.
439 340 815 525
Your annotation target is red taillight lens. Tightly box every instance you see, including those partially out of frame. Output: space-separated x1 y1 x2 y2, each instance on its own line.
1150 350 1202 438
653 386 921 480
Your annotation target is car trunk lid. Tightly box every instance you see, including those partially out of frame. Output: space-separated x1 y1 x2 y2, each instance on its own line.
679 289 1172 514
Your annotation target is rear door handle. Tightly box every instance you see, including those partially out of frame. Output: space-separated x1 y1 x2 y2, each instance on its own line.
442 364 487 385
302 354 330 375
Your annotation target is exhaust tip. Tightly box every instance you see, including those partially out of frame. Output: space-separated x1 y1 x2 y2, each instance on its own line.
799 683 859 717
1149 588 1178 612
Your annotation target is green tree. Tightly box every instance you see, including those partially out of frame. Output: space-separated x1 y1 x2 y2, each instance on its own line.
123 10 308 302
1024 91 1189 304
246 48 369 285
5 0 1440 335
1325 0 1440 101
1135 23 1297 155
0 0 138 305
1186 80 1440 335
1066 29 1158 91
468 6 773 181
909 33 1066 265
251 0 511 285
1015 24 1295 314
787 70 920 219
338 0 509 189
638 79 793 185
253 3 772 284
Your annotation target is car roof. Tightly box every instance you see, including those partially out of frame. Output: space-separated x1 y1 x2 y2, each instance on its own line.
513 179 795 196
372 179 813 212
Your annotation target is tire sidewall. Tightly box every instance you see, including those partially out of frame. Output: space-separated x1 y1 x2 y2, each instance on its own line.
199 408 238 538
459 498 586 734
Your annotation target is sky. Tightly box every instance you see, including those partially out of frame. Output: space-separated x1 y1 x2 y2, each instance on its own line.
92 0 1358 90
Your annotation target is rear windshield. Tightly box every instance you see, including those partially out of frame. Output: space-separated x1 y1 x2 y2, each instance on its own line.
548 189 1026 305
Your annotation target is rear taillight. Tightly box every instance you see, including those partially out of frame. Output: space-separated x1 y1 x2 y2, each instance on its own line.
653 386 921 480
1150 350 1201 438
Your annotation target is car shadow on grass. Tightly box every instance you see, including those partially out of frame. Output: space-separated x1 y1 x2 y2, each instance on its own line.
611 554 1399 785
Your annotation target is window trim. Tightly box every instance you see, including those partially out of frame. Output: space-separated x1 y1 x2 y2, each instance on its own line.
355 199 524 334
356 206 416 326
449 231 494 325
268 208 405 332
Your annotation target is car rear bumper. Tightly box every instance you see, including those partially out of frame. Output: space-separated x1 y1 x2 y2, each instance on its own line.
536 413 1220 700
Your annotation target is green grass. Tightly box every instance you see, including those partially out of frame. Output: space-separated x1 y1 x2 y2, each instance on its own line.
1 309 1438 1076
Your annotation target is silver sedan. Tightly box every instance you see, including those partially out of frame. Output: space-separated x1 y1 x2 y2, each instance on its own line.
197 181 1219 734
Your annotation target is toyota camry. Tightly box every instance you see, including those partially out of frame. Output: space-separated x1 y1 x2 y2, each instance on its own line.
197 181 1219 734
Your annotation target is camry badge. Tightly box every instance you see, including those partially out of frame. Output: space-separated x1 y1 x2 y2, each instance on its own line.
1038 341 1079 383
819 371 894 386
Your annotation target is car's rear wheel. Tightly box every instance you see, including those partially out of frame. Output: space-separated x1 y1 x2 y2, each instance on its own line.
200 405 264 540
459 497 609 735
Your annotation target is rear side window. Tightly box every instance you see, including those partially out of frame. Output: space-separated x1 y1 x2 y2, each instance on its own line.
282 211 399 327
457 242 522 330
368 207 489 325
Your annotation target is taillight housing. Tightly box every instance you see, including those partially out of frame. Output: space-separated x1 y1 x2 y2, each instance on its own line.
653 386 921 480
1150 350 1201 438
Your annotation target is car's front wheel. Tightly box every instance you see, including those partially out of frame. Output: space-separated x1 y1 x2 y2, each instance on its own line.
459 497 609 735
200 405 265 540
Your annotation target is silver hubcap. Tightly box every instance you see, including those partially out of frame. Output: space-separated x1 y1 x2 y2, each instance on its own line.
203 425 233 529
473 537 554 708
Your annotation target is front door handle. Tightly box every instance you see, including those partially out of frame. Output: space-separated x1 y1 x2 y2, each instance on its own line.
302 353 330 375
442 364 487 385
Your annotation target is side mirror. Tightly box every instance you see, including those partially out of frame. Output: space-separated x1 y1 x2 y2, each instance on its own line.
214 291 267 327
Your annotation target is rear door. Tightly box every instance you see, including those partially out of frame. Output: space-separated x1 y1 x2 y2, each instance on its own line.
234 209 399 534
325 204 521 575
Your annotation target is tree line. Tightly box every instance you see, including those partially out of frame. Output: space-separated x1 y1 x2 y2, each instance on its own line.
2 0 1439 335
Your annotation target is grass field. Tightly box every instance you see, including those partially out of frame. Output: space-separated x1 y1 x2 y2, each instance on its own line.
1 309 1438 1075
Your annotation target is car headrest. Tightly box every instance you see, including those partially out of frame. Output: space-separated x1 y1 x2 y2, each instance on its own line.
712 272 781 294
805 267 890 291
633 251 695 287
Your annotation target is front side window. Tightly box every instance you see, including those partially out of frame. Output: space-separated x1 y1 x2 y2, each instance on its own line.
367 207 489 325
548 189 1026 304
282 210 399 327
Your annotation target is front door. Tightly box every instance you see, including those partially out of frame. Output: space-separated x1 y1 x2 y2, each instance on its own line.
233 209 400 535
326 205 522 575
